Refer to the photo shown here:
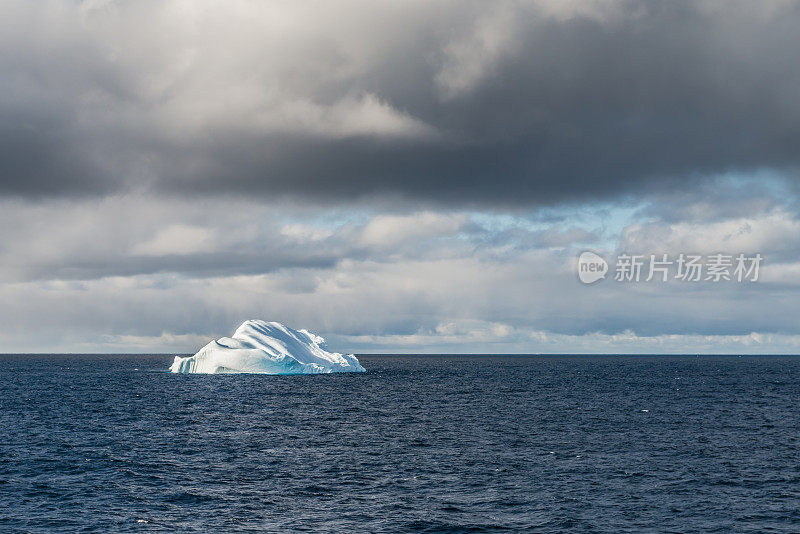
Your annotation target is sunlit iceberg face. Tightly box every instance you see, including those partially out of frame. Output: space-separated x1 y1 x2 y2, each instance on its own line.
170 320 365 374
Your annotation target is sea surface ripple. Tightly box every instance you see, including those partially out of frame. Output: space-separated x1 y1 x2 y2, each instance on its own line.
1 355 799 532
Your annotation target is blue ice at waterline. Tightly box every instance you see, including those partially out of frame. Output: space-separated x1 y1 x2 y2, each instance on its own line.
170 320 365 374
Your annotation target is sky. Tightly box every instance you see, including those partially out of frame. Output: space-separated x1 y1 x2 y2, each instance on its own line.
2 0 800 353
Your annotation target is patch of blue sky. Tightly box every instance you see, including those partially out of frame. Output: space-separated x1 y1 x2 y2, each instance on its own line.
468 202 647 250
273 207 374 232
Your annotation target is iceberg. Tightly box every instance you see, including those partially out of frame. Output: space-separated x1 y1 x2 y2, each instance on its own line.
169 320 365 374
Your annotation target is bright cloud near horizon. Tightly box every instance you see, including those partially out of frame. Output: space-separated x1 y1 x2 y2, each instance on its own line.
2 0 800 353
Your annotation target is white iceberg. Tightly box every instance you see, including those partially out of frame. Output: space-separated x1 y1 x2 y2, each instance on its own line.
169 320 365 374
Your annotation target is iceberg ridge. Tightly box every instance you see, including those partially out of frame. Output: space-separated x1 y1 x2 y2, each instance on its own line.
170 320 365 374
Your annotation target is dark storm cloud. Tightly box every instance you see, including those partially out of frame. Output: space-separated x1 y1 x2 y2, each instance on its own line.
0 109 113 197
2 0 800 205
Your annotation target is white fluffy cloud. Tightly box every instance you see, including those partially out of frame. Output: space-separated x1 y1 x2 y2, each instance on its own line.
620 210 800 257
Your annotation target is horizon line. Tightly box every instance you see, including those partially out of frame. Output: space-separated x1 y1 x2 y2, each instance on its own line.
2 352 799 357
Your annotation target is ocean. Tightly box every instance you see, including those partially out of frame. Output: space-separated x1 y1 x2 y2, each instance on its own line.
1 354 798 532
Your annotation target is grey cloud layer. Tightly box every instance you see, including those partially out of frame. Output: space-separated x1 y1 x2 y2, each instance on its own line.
3 0 800 204
1 186 799 352
0 196 597 283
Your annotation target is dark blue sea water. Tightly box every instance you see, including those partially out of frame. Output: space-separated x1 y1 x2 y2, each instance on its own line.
1 355 799 532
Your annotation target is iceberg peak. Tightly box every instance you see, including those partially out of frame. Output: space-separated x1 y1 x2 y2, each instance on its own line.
170 320 365 374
